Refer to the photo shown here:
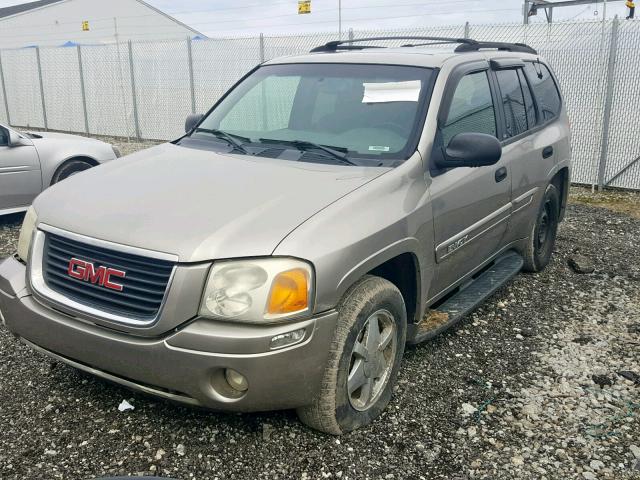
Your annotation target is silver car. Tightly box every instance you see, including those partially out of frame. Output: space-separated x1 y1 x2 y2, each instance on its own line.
0 37 571 434
0 124 119 216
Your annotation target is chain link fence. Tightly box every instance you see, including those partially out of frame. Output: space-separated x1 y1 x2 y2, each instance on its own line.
0 18 638 190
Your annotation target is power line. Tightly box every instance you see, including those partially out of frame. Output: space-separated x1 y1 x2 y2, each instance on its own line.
567 5 594 19
189 7 522 29
0 0 490 32
0 0 299 30
0 5 521 41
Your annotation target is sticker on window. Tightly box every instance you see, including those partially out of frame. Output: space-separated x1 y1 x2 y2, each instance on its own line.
362 80 421 103
368 145 390 152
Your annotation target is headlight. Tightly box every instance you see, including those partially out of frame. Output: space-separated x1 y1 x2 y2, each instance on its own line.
17 206 38 263
199 258 313 322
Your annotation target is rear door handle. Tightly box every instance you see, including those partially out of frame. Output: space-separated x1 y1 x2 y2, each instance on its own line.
495 166 508 183
542 146 554 159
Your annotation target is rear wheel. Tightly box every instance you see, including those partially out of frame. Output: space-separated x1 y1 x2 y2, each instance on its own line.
51 159 94 184
522 183 560 272
297 275 406 434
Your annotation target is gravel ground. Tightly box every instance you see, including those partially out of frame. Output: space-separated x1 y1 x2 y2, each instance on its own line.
0 146 638 479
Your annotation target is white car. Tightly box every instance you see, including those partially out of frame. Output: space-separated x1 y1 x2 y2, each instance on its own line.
0 123 120 216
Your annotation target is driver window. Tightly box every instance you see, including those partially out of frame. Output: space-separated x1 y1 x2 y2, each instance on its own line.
441 71 497 146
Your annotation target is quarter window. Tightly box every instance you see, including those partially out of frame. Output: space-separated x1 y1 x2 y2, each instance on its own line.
441 71 497 146
524 62 561 121
495 69 528 139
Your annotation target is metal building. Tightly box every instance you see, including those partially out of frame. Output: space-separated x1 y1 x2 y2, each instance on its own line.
0 0 205 49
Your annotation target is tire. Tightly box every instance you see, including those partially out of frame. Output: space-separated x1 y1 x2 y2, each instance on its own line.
522 183 560 272
51 159 94 184
297 275 407 434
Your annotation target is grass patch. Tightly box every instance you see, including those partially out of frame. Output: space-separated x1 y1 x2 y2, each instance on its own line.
569 186 640 219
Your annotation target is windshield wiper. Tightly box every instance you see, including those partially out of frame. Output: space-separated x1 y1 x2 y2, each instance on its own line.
258 138 357 166
193 128 250 154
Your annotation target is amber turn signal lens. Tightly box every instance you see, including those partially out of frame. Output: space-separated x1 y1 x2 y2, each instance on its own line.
267 268 309 315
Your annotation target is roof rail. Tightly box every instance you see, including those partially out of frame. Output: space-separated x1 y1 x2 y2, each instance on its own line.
310 36 537 55
310 36 474 53
455 41 537 55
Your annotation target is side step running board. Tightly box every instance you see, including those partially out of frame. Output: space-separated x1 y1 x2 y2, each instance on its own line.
408 251 524 345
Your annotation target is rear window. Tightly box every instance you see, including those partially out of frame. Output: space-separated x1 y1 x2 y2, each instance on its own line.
524 62 562 122
495 69 528 139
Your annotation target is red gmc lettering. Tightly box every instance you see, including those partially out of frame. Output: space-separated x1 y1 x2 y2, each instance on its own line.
66 258 126 292
104 269 126 291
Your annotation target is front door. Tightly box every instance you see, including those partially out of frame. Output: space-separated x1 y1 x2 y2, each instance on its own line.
0 126 41 211
428 66 511 298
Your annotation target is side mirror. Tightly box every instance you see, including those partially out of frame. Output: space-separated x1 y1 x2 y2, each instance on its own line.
436 132 502 169
185 113 204 134
8 130 23 147
2 128 31 148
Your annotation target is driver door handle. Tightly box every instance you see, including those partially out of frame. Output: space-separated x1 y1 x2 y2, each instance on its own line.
495 166 508 183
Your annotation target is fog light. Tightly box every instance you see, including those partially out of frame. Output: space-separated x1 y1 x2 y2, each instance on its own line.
270 328 305 350
224 368 248 392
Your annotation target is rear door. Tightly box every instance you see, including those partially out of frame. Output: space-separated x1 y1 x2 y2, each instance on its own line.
490 60 566 243
428 62 512 298
0 126 42 211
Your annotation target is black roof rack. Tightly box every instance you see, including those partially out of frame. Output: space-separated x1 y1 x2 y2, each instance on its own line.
310 36 472 53
310 36 537 55
454 41 537 54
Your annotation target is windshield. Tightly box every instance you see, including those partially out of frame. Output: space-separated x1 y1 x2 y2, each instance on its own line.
186 63 434 166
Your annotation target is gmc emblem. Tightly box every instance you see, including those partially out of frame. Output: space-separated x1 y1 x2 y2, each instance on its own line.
67 258 126 292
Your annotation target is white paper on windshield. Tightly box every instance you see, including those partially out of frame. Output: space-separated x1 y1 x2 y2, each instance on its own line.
362 80 421 103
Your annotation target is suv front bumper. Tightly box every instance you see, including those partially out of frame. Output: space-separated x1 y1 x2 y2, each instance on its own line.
0 256 337 411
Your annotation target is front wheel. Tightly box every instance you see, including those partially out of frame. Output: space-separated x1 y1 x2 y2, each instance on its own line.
51 159 94 184
522 183 560 272
297 275 406 434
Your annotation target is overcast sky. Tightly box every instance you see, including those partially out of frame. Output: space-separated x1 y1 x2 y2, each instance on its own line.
0 0 632 36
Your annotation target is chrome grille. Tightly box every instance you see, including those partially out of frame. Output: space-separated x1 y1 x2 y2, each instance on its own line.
41 232 175 320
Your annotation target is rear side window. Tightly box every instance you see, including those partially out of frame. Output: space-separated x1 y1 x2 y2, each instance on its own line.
524 62 561 122
518 69 537 128
495 69 528 139
441 71 497 145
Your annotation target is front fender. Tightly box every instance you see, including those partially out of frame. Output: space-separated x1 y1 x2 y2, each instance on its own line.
33 140 116 186
336 237 422 307
273 152 434 318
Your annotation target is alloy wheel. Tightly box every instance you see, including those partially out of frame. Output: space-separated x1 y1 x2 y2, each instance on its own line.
347 309 397 411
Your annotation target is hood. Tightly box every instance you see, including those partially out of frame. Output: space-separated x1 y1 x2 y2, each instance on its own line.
26 130 108 145
33 143 388 262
